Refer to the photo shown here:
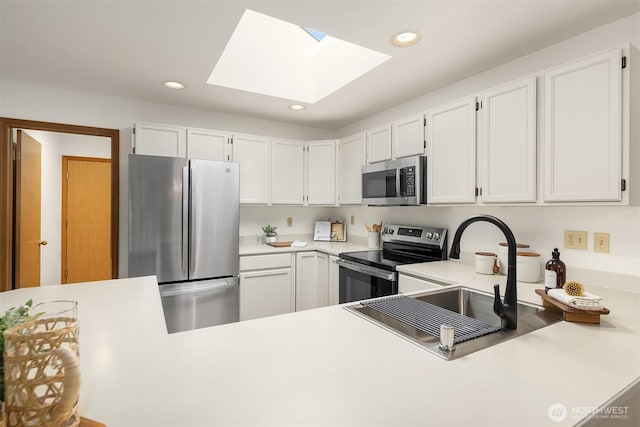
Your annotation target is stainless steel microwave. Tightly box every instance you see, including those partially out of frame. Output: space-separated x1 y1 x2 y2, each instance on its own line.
361 155 427 206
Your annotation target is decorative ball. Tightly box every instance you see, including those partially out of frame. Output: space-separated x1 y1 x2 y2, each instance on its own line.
563 280 585 296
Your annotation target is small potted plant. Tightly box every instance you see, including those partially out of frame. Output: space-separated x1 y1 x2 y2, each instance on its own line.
262 225 278 244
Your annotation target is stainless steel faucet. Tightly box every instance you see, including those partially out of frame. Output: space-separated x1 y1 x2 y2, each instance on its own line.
449 215 518 329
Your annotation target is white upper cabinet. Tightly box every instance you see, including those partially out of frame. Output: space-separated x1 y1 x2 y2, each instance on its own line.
271 139 304 205
134 122 186 157
544 49 622 202
480 77 537 203
232 133 271 204
426 97 477 204
306 140 337 205
186 128 231 161
366 125 392 163
392 113 425 159
338 133 366 204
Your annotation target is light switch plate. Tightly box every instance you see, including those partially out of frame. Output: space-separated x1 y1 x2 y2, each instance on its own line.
594 232 610 253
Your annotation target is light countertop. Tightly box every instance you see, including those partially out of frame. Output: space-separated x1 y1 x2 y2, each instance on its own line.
240 239 369 256
1 267 639 426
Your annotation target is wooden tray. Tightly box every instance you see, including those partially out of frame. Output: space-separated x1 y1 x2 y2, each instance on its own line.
535 289 610 324
267 241 294 247
80 417 106 427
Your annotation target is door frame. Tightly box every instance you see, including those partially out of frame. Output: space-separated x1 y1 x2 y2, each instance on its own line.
0 118 119 292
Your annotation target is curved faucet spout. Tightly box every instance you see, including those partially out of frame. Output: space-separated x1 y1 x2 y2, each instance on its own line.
450 215 518 329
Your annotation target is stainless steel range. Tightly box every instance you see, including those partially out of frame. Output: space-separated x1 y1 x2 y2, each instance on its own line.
337 224 448 303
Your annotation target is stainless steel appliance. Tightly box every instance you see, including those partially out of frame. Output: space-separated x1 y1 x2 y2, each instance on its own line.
128 154 239 333
361 155 427 206
337 224 447 303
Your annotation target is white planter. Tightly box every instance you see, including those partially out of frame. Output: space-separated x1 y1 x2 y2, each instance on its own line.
265 236 277 244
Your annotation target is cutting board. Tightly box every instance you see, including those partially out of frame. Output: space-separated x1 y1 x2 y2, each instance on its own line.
267 241 293 247
535 289 609 324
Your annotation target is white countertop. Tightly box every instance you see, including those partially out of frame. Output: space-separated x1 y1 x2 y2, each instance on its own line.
1 267 639 426
240 240 370 256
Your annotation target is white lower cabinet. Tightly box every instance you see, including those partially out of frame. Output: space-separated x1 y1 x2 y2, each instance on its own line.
239 254 295 321
295 251 329 311
328 255 340 305
398 274 443 294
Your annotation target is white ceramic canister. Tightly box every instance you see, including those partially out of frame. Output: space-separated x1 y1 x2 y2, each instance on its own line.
368 232 381 249
498 243 530 275
475 252 498 275
517 251 541 283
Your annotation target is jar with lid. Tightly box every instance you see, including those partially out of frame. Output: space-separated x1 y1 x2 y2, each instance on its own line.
544 248 566 292
498 242 530 275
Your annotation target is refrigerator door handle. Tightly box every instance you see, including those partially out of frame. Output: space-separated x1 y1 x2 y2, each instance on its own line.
189 164 196 275
182 167 189 274
159 280 238 298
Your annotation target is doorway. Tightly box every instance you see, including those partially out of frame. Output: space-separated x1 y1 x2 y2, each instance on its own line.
0 118 119 292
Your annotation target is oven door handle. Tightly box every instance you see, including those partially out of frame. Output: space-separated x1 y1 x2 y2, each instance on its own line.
336 259 396 281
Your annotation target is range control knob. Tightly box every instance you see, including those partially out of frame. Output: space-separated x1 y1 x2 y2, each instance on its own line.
426 232 433 239
433 233 441 240
383 227 388 234
389 229 395 235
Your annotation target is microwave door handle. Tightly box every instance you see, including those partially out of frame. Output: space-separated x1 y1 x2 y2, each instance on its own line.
396 168 401 196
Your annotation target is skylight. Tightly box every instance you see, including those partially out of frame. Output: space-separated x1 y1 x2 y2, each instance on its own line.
207 9 391 104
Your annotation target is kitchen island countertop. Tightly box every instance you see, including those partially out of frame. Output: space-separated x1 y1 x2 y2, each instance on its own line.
1 265 638 426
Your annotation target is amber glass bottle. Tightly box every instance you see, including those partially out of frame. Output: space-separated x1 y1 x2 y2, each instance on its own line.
544 248 566 293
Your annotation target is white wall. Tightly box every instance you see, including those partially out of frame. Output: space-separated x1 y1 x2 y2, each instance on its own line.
333 13 640 289
0 82 336 277
27 130 111 285
239 206 336 243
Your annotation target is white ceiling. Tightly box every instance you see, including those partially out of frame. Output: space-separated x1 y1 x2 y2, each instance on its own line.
1 0 638 130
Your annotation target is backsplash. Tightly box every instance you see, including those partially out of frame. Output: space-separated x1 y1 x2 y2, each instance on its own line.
242 205 640 290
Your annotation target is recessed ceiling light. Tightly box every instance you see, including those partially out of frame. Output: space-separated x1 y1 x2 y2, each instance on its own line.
162 81 185 90
288 104 305 111
391 31 421 47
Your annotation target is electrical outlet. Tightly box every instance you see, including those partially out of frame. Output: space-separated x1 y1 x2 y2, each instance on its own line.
350 215 355 225
594 232 610 253
564 230 588 250
286 217 293 227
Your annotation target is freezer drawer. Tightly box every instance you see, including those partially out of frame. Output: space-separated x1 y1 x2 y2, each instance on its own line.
159 277 239 333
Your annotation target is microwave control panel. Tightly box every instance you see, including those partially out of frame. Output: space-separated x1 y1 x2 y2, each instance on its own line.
403 167 415 197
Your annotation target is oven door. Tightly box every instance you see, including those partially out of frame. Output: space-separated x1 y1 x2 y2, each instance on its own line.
337 259 397 303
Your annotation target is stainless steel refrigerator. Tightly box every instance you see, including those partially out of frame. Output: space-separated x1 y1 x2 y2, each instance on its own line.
128 154 239 333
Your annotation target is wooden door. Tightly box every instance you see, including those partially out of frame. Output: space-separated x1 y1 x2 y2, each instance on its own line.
61 156 111 284
392 113 425 159
366 125 392 163
339 133 365 205
232 133 270 204
15 130 42 288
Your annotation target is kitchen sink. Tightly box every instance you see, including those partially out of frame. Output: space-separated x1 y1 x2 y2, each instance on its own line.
346 286 562 360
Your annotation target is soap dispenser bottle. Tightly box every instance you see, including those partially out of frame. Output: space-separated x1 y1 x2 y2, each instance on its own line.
544 248 566 293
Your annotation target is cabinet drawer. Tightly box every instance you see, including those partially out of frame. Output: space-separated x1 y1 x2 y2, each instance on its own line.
240 253 292 271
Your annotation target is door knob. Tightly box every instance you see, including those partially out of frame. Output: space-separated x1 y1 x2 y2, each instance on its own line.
39 240 48 246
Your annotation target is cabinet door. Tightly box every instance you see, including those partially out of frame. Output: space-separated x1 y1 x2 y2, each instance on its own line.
295 252 329 311
426 97 477 204
480 77 536 203
232 134 271 204
366 125 392 163
134 122 186 157
306 141 337 205
392 113 425 159
328 255 340 306
186 128 230 161
339 133 365 204
239 268 294 321
544 49 622 202
271 139 304 205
